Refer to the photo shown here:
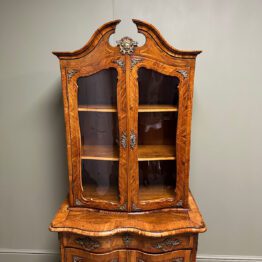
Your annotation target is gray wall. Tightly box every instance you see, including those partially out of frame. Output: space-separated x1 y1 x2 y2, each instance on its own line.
0 0 262 261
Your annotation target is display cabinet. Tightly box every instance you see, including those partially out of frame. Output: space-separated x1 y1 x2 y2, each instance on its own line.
50 19 206 262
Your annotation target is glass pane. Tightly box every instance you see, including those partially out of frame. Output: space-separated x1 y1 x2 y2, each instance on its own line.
77 68 119 203
79 112 119 146
138 68 179 202
138 68 179 105
82 160 119 202
138 112 177 145
139 160 176 201
78 68 117 106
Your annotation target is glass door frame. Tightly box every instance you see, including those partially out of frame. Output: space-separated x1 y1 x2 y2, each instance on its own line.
128 56 190 211
66 56 128 211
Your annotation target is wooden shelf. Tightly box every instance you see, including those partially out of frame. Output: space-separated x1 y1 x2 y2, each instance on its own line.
138 105 178 112
138 145 176 161
78 105 117 112
81 145 119 161
78 104 177 113
82 185 118 202
139 186 175 201
81 145 175 161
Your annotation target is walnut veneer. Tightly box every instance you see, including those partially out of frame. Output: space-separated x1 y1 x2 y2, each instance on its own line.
50 19 206 262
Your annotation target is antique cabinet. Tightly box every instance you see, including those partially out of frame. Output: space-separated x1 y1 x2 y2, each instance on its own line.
50 19 206 262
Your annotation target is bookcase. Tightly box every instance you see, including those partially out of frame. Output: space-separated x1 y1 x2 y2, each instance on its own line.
50 19 206 262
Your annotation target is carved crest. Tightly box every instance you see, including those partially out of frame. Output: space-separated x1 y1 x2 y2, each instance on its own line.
117 37 138 55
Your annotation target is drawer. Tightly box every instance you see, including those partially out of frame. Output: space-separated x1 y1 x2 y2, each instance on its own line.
62 233 193 254
133 249 192 262
65 248 126 262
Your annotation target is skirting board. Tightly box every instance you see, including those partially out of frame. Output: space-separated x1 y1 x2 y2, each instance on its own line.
0 249 261 262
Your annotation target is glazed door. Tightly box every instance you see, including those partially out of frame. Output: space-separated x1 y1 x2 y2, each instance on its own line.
67 57 128 211
128 57 189 211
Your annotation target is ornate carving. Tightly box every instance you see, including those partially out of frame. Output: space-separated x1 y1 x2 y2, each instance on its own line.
113 59 125 69
172 258 184 262
176 200 183 207
153 237 181 251
122 233 132 247
131 57 143 68
119 202 127 211
177 70 188 79
130 131 136 150
73 256 83 262
117 37 138 55
120 132 127 149
75 236 100 250
75 198 82 206
67 69 79 81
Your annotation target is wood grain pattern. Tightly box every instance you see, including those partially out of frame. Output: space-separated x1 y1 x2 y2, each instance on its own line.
62 233 193 254
130 249 191 262
50 192 206 237
51 19 205 262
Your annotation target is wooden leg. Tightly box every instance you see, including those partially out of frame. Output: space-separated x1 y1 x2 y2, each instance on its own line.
190 234 198 262
59 233 65 262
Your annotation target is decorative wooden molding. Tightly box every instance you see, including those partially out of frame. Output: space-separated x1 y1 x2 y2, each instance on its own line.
117 37 138 55
53 19 121 59
75 236 100 251
153 237 181 251
132 19 201 58
177 70 188 79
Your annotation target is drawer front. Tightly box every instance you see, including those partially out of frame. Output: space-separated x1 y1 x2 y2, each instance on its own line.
133 249 191 262
63 233 193 253
65 248 126 262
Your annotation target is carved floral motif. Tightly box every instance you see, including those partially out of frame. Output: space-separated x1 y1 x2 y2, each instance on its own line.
117 37 138 55
75 236 100 250
153 237 181 251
